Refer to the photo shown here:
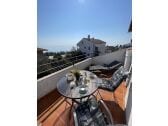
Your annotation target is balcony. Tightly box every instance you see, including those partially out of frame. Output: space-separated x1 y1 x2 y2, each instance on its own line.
37 49 132 126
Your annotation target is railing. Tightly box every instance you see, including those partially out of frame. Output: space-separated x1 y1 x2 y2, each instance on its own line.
37 58 92 99
37 49 127 79
37 52 100 79
92 49 126 65
37 49 127 99
38 54 86 67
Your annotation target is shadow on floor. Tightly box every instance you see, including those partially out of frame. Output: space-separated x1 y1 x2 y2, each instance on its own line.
52 100 126 126
103 100 126 124
53 107 74 126
37 89 61 116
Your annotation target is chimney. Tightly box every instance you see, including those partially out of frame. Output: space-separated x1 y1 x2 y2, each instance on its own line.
88 35 90 40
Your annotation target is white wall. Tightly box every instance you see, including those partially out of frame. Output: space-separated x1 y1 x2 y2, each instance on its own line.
37 58 92 100
37 49 128 100
77 38 94 56
128 111 132 126
77 38 106 56
95 43 106 55
124 48 132 71
124 48 132 126
125 80 132 126
92 49 126 65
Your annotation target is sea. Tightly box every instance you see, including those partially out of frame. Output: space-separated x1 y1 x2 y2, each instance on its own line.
45 45 75 53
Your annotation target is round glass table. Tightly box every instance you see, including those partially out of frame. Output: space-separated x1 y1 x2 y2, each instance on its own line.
57 70 99 100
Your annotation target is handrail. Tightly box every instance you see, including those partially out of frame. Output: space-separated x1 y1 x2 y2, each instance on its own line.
37 56 90 75
39 54 87 67
38 52 99 67
37 52 101 78
37 62 73 75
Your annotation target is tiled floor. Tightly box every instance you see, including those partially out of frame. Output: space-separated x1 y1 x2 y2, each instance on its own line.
37 69 117 116
38 81 127 126
37 89 61 116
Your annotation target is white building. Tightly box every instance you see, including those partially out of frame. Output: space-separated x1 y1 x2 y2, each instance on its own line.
77 35 106 57
37 48 48 65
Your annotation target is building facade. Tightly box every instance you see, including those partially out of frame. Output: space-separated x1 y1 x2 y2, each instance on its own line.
37 48 48 65
77 35 106 57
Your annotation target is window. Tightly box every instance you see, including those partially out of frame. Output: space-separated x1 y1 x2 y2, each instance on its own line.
88 47 90 50
84 47 86 49
95 47 98 51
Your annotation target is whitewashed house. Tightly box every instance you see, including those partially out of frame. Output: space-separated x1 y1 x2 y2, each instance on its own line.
37 48 48 65
77 35 106 57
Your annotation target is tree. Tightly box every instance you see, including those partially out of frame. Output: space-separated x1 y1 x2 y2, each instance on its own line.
71 46 76 52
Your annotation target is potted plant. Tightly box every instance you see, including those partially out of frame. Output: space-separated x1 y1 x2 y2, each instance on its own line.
70 69 81 86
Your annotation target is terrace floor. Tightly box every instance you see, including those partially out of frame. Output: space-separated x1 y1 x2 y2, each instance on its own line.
37 81 127 126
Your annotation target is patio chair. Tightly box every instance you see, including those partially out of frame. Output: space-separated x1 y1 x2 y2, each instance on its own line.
73 97 113 126
89 65 108 71
98 66 125 91
89 61 122 72
97 65 132 105
124 65 132 87
98 61 132 91
123 48 132 86
104 60 122 70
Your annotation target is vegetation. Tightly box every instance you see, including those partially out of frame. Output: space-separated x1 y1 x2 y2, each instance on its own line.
106 43 131 53
70 69 81 81
37 44 131 79
37 48 86 79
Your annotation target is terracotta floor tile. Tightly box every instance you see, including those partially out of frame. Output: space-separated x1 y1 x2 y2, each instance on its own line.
38 81 127 126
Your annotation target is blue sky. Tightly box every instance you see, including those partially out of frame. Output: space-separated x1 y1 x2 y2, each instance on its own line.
38 0 132 52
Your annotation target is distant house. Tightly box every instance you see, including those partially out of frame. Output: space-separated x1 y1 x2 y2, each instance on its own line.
37 48 48 65
77 35 106 57
37 48 47 56
105 45 116 53
48 56 54 60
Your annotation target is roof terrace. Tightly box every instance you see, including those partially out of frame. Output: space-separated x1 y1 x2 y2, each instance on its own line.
37 48 132 126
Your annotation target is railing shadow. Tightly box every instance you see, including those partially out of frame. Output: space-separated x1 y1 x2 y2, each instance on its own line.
101 100 126 125
52 100 126 126
53 107 74 126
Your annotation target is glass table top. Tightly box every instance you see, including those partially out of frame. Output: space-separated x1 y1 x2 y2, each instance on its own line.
57 70 99 99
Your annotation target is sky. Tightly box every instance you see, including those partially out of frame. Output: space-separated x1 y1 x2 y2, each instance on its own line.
38 0 132 52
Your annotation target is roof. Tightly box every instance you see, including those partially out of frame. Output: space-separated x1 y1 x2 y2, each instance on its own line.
37 48 48 52
83 38 106 44
48 56 54 60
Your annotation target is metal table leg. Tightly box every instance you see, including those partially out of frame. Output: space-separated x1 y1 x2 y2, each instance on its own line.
95 89 103 100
